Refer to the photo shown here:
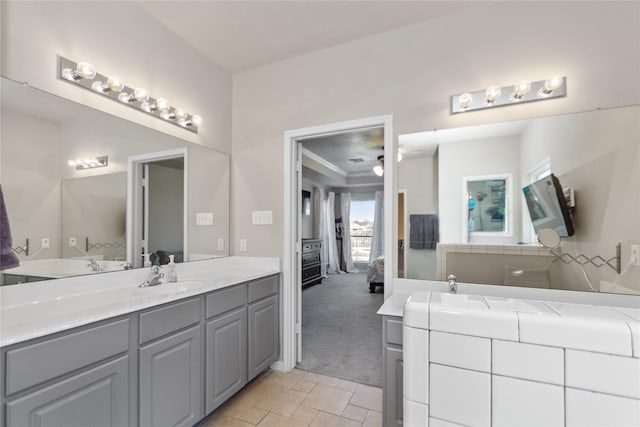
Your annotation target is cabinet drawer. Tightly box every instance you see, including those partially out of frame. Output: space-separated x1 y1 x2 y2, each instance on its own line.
248 275 278 303
5 318 129 395
302 252 320 265
139 298 200 344
302 265 321 282
302 241 321 253
385 317 403 346
206 284 247 319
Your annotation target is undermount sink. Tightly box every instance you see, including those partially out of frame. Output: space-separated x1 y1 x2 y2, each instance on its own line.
430 292 489 310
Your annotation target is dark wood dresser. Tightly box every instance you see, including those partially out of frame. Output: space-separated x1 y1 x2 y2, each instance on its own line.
301 239 322 287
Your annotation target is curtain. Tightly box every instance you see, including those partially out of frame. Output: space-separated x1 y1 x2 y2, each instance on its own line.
340 193 359 273
325 192 343 274
369 191 384 263
312 186 327 278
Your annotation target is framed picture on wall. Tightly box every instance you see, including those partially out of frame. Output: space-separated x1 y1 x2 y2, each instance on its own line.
302 190 311 216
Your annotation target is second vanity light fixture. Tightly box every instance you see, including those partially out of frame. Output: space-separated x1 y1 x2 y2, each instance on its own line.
451 76 566 114
58 56 202 133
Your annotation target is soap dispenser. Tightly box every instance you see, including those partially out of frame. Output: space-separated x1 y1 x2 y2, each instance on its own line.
143 253 152 267
167 255 178 283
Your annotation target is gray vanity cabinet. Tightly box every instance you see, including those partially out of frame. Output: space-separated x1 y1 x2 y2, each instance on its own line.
248 276 279 381
383 315 403 427
205 307 247 413
5 356 129 427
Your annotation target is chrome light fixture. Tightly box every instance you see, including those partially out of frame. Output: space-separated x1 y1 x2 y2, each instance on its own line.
68 156 108 170
451 76 566 114
58 56 202 133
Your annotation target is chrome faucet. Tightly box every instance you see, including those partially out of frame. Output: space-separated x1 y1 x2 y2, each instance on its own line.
87 259 103 272
447 274 458 294
139 265 164 287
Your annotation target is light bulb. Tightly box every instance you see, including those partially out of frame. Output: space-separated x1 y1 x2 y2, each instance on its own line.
160 110 174 120
61 68 75 81
192 115 203 126
539 76 564 96
459 92 473 109
174 108 187 120
133 88 148 102
373 165 384 177
118 92 133 103
485 86 501 104
106 76 124 92
76 62 96 79
140 102 152 112
512 81 531 100
91 81 106 92
155 98 170 111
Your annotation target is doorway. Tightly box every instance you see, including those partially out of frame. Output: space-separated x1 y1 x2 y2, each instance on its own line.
282 115 394 373
127 148 188 268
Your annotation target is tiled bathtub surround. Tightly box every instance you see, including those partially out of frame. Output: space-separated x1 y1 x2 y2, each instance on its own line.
402 291 640 427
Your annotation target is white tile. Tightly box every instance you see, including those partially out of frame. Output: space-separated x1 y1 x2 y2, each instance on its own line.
548 302 633 321
430 295 518 340
566 388 640 427
629 321 640 358
493 376 564 427
493 340 564 385
484 296 556 314
455 245 471 253
471 245 488 253
429 417 466 427
429 364 490 427
502 246 522 255
403 326 429 405
566 349 640 399
519 312 633 356
520 246 541 256
486 245 504 255
430 331 490 372
403 399 428 427
615 308 640 322
403 293 431 329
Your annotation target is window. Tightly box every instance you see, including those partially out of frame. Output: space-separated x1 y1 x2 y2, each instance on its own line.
350 200 375 263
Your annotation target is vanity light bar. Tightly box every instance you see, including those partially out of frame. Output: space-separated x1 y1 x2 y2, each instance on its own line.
58 56 202 133
451 76 566 114
68 156 108 170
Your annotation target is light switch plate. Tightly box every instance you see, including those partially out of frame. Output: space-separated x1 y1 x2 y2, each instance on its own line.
196 212 213 226
252 210 273 225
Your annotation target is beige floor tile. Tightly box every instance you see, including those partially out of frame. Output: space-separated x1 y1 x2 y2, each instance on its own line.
335 379 358 393
341 404 368 422
292 380 317 394
362 410 382 427
240 406 269 424
257 412 310 427
254 388 308 417
261 369 307 389
202 412 255 427
290 405 319 424
302 384 353 416
349 384 382 412
302 372 339 387
310 412 362 427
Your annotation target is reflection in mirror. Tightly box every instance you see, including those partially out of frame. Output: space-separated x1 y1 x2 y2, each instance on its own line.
0 76 230 285
398 105 639 295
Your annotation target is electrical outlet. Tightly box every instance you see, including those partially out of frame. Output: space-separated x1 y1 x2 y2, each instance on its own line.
68 237 77 247
240 239 247 252
41 238 50 249
217 238 224 251
631 244 640 266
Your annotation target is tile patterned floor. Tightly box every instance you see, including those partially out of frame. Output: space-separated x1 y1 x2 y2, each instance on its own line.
202 369 382 426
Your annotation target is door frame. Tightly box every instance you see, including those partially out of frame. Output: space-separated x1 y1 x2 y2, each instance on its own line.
282 114 394 371
127 147 189 267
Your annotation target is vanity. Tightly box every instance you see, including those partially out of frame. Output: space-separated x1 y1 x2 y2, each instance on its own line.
0 257 280 427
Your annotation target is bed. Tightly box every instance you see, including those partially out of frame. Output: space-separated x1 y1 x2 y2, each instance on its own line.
367 256 384 293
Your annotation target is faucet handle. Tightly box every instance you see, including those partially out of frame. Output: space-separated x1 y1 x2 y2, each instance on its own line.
447 274 457 281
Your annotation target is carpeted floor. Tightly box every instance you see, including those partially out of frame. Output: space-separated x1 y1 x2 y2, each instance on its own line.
297 272 384 387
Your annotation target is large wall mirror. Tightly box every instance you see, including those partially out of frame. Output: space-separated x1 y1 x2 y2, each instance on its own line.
397 105 639 296
0 76 230 285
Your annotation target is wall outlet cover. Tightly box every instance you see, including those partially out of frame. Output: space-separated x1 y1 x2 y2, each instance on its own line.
631 244 640 266
41 238 50 249
240 239 247 252
217 238 224 251
68 237 77 247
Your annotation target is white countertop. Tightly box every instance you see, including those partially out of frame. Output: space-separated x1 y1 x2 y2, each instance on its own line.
0 257 280 347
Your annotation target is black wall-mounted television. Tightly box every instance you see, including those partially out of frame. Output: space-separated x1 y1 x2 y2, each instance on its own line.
522 173 575 237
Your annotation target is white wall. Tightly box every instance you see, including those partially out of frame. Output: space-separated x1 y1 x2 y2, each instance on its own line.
520 106 640 292
399 155 438 279
231 1 640 289
1 109 61 260
1 1 232 154
439 135 521 244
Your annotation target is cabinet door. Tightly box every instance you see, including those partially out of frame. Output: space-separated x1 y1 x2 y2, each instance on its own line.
384 346 403 427
248 295 279 381
5 356 129 427
205 307 247 413
139 325 202 427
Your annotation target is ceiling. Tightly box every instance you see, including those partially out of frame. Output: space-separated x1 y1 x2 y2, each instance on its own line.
137 1 480 73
